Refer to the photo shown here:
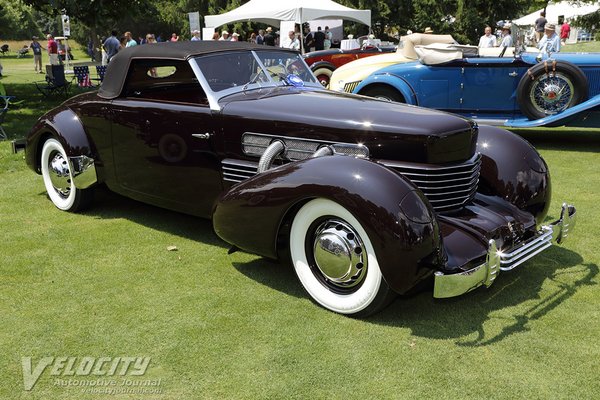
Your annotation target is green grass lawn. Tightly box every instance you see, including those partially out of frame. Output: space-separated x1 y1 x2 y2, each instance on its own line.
1 47 599 399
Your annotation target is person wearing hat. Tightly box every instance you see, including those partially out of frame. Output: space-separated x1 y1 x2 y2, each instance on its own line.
538 23 560 54
191 30 201 41
499 24 513 48
29 36 44 73
264 27 276 46
219 30 230 41
478 26 497 48
231 32 240 42
423 27 434 34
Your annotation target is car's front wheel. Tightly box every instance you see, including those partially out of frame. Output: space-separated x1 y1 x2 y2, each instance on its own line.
40 138 93 211
517 61 588 120
289 198 395 317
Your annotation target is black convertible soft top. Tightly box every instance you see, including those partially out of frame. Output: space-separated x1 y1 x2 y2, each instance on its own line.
98 41 296 99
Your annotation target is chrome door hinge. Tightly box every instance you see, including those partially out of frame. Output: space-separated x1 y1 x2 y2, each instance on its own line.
192 133 212 140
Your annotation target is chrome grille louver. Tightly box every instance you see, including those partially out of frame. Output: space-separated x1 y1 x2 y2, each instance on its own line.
242 133 369 161
382 153 481 212
343 81 361 93
222 159 258 183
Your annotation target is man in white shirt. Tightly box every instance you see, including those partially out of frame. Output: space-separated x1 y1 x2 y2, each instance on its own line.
287 31 300 50
538 23 561 54
478 26 496 48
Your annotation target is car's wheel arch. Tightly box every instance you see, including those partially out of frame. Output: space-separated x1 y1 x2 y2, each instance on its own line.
26 107 100 178
357 80 417 105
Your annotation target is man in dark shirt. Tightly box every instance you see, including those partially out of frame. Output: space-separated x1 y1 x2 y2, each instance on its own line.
103 30 120 62
29 36 43 73
534 12 547 43
264 27 275 46
304 26 314 51
314 27 326 51
256 29 264 45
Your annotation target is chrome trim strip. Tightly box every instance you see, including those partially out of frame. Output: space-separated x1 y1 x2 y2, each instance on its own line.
433 203 577 298
68 155 97 189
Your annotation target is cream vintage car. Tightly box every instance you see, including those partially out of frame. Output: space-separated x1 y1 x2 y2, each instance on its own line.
330 32 536 93
329 33 456 93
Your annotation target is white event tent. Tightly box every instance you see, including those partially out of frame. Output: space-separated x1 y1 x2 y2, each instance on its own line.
513 1 600 25
204 0 371 32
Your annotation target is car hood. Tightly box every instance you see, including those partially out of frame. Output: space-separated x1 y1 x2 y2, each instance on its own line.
329 51 413 91
219 87 477 164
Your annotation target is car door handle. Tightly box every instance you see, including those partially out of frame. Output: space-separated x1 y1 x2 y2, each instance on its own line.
192 133 212 140
508 71 518 77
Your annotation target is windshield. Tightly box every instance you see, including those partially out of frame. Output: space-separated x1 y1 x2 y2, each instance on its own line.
193 50 320 94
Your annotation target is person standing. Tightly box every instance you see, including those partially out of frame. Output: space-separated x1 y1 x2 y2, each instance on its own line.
256 29 265 45
560 20 571 46
264 27 275 46
478 26 496 48
534 12 547 43
303 26 314 51
314 27 325 51
124 32 137 47
499 24 513 48
538 23 561 54
170 33 179 42
191 30 201 41
29 36 43 73
46 34 59 65
286 31 300 50
219 31 230 41
324 26 332 50
103 30 120 63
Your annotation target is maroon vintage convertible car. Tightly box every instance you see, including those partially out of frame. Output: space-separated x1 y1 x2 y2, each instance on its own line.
303 41 396 86
16 42 576 316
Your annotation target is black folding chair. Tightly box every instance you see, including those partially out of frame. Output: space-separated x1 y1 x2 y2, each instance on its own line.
35 65 71 97
17 47 30 58
0 44 9 56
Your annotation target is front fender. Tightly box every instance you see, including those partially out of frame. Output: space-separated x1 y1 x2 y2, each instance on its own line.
213 155 442 295
476 125 551 224
506 94 600 128
310 60 336 71
355 73 418 105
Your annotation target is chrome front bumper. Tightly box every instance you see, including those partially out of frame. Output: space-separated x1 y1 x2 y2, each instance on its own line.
433 203 577 298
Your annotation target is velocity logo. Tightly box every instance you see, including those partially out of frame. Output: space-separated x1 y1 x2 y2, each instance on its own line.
22 356 151 391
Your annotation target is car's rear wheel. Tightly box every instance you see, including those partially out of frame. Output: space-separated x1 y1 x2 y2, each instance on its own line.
312 67 334 87
40 138 93 211
361 85 405 103
289 198 395 317
517 61 588 120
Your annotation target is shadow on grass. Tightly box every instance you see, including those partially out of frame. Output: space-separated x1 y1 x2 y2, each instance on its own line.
510 129 600 153
38 185 228 249
232 239 596 344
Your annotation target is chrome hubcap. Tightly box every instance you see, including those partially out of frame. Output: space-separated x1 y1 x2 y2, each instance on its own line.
48 152 71 197
312 219 367 289
531 72 574 115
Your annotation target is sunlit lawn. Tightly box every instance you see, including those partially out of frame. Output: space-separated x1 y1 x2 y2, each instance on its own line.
0 45 599 399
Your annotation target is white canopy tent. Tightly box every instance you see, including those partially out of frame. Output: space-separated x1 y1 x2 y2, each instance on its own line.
204 0 371 30
513 1 599 25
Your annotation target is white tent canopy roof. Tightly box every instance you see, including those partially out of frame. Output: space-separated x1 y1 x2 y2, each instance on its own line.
513 1 599 25
204 0 371 28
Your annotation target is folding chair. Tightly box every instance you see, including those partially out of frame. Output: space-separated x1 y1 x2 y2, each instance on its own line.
35 65 71 97
17 47 29 58
0 44 9 56
0 81 22 139
73 65 94 88
95 65 107 83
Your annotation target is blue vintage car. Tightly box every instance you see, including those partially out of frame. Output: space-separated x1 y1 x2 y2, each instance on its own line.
350 45 600 128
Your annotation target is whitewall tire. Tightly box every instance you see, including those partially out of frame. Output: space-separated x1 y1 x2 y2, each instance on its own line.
289 198 394 316
40 138 92 211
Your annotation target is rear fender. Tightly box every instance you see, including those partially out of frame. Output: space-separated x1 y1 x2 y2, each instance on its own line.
26 107 99 189
356 74 418 105
213 155 442 294
310 61 336 71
